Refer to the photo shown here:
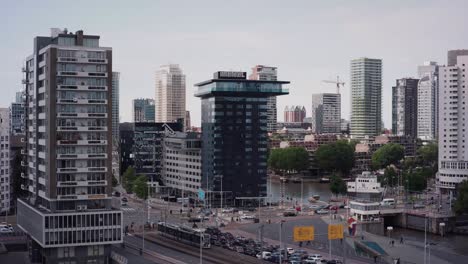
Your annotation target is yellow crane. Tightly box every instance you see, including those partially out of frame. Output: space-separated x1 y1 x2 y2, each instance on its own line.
322 76 345 94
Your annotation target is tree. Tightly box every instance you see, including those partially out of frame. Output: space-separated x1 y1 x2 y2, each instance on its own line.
371 143 404 169
379 166 398 187
455 181 468 215
330 174 347 196
122 166 137 193
315 140 355 176
267 147 309 174
417 143 438 172
112 174 118 187
403 167 431 192
132 175 148 200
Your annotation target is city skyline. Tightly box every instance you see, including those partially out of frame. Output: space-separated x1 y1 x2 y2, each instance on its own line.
2 1 468 129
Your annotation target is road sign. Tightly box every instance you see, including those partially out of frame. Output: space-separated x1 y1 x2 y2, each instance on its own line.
328 224 344 240
293 226 314 242
198 189 205 201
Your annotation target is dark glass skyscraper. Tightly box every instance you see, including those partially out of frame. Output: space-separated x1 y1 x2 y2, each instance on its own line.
195 71 289 205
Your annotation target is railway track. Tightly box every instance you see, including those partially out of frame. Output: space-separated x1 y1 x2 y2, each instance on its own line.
134 233 266 264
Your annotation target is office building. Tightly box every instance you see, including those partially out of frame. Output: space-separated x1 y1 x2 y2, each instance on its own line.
341 119 350 134
155 64 186 123
124 122 182 186
10 91 25 135
119 122 134 176
417 62 439 140
132 98 155 122
392 78 419 138
311 93 341 133
0 108 10 214
284 105 306 123
249 65 278 132
16 29 122 263
350 58 382 138
436 51 468 192
111 72 119 141
195 71 289 205
162 132 202 197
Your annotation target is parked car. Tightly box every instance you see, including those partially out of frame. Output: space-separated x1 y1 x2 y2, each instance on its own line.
283 209 297 217
308 254 323 262
286 247 295 255
240 214 255 220
0 227 13 233
256 251 272 260
413 203 425 209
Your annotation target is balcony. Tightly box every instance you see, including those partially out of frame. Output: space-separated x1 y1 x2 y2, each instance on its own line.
57 98 107 105
57 57 108 64
57 71 108 78
57 193 107 200
57 112 107 118
57 139 107 146
57 85 108 91
57 167 107 173
57 126 108 132
57 180 107 187
57 153 107 160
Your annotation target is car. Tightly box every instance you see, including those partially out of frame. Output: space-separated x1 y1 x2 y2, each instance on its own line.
222 208 234 213
413 203 425 209
303 259 317 264
283 210 297 217
256 251 272 260
235 246 244 253
0 227 13 233
240 214 255 220
288 260 301 264
327 260 343 264
308 254 322 262
286 247 295 255
315 209 329 215
121 197 128 202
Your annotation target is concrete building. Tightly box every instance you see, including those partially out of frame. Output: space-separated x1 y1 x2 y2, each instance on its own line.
118 122 134 177
132 98 155 123
284 105 306 123
341 119 350 134
249 65 278 132
0 108 11 214
392 78 419 138
16 29 122 263
185 111 191 131
417 62 439 140
155 64 186 123
111 72 120 181
10 92 25 135
162 132 202 197
195 71 289 205
312 93 341 133
436 50 468 192
350 58 382 138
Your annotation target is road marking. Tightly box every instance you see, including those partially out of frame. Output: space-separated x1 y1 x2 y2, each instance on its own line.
121 207 137 211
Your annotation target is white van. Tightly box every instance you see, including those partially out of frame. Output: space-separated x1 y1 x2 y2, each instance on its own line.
380 198 395 206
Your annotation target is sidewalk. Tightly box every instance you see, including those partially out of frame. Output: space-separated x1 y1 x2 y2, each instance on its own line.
361 231 450 264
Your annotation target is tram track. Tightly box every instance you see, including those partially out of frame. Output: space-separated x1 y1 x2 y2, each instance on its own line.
133 233 266 264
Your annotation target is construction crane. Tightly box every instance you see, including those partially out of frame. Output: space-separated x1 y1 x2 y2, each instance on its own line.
322 76 345 94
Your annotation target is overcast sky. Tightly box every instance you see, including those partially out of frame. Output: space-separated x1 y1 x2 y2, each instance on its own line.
1 0 467 128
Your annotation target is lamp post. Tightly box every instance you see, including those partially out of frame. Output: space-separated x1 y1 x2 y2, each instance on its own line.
279 220 284 264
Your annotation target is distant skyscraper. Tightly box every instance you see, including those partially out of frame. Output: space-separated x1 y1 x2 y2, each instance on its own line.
312 93 341 134
350 58 382 138
0 108 10 214
436 51 468 192
417 62 439 140
155 64 186 123
284 106 306 123
195 71 289 204
132 98 155 122
249 65 278 132
17 29 122 263
185 111 191 131
392 78 419 138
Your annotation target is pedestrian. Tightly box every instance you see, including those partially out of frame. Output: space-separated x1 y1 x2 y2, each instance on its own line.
400 236 404 244
373 255 377 263
392 240 395 247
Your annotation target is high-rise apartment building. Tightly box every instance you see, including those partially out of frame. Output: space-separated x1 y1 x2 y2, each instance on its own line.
0 108 11 214
312 93 341 134
185 111 191 131
417 61 439 140
249 65 278 132
132 98 155 122
195 71 289 205
284 105 306 123
111 72 119 141
392 78 419 138
436 50 468 192
155 64 186 123
350 58 382 138
162 132 202 197
17 29 122 263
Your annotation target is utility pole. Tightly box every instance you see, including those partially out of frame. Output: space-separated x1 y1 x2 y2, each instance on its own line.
200 231 203 264
279 221 283 264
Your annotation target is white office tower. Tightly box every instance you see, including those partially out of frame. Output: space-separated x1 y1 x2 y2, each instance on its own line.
350 58 382 138
155 64 186 123
0 108 11 214
249 65 278 132
17 29 122 264
312 93 341 133
436 51 468 192
417 62 439 140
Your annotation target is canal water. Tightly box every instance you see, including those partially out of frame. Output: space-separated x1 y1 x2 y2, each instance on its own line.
267 179 333 204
